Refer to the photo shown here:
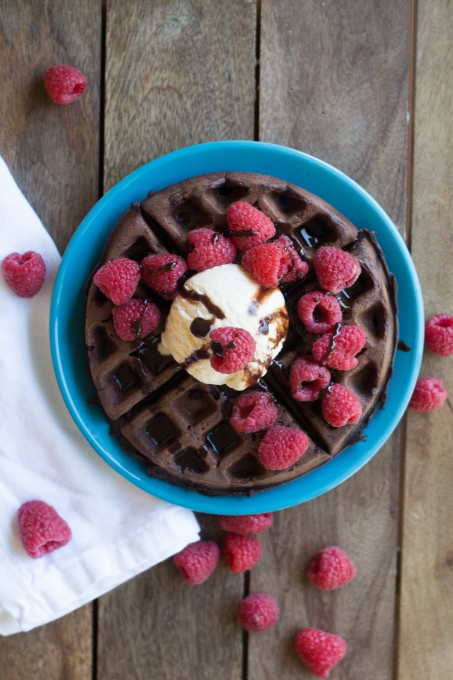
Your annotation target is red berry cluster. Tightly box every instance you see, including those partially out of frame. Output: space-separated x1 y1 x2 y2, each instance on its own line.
172 515 355 677
288 246 365 428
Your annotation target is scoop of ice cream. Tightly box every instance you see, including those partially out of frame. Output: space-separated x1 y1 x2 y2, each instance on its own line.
160 264 288 390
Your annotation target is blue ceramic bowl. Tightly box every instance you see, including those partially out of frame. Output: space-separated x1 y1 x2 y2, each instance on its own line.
50 141 424 514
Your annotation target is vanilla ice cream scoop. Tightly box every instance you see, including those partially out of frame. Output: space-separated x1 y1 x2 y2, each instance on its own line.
160 264 289 390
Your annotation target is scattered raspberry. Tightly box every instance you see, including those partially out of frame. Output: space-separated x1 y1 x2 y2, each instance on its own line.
18 500 72 559
44 65 87 105
258 425 310 470
141 253 188 299
307 546 357 590
408 376 447 412
242 237 308 287
238 593 279 632
312 325 367 370
313 246 361 294
218 513 273 535
93 258 140 305
1 251 46 298
229 391 278 433
297 291 342 334
290 356 331 402
210 326 256 374
187 228 237 271
425 314 453 357
172 540 220 585
276 235 309 283
227 201 276 250
112 298 161 341
321 384 362 427
223 533 263 573
294 628 347 678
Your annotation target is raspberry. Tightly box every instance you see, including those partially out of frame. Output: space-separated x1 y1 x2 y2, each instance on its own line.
223 533 263 573
18 500 72 559
276 235 309 283
93 258 140 305
258 425 310 470
226 201 276 250
186 228 237 271
242 237 308 288
1 251 46 298
238 593 279 632
408 376 447 412
321 384 362 427
425 314 453 357
229 391 278 433
172 540 220 585
218 513 273 535
112 298 161 341
141 253 187 299
290 356 331 402
313 246 361 294
44 65 87 105
307 546 357 590
297 291 342 334
294 628 347 678
210 326 256 374
312 325 367 370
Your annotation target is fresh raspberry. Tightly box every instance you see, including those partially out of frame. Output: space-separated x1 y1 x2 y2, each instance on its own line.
425 314 453 357
297 291 342 334
242 238 308 288
238 593 279 632
229 392 278 433
210 326 256 374
258 425 310 470
1 251 46 298
276 235 309 283
112 298 161 341
141 253 188 299
294 628 347 678
312 325 367 370
321 384 362 427
186 228 237 271
226 201 276 250
408 376 447 412
290 356 331 402
44 65 87 105
313 246 361 294
307 546 357 590
93 258 140 305
18 500 72 559
218 513 273 535
223 533 263 573
172 540 220 585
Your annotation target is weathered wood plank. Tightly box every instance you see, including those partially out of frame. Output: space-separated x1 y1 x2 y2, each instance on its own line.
98 2 256 678
251 1 410 677
0 0 100 677
398 0 453 676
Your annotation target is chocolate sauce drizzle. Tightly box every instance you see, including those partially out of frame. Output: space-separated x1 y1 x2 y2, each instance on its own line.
179 286 225 319
190 317 212 338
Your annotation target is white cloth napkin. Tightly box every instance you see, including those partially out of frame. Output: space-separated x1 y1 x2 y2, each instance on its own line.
0 157 200 636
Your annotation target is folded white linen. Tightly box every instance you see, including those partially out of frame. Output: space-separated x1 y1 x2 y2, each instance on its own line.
0 157 200 635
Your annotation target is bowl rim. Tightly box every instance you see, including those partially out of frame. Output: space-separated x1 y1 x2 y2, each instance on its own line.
50 140 424 514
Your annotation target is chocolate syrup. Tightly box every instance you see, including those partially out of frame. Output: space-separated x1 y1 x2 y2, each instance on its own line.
179 286 225 319
190 317 212 338
247 287 275 316
397 340 411 352
181 347 210 368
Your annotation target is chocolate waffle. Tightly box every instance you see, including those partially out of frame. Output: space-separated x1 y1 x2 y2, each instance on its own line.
85 172 398 495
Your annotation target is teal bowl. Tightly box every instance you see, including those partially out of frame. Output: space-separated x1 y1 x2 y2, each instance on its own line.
50 141 424 514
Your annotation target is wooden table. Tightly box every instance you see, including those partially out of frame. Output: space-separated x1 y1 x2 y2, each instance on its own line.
1 1 452 678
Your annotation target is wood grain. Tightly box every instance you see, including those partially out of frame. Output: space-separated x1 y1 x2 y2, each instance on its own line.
98 2 256 678
398 0 453 676
104 0 256 189
251 1 410 677
0 1 100 677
